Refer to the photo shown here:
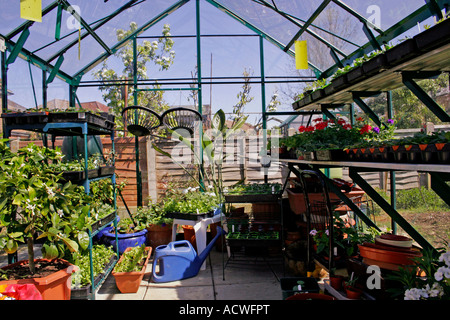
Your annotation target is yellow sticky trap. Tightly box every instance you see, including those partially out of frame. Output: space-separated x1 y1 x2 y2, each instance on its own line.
295 40 308 70
20 0 42 22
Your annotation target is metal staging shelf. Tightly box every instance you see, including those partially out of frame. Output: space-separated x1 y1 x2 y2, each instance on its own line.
2 113 118 300
293 22 450 112
280 159 448 256
279 159 450 173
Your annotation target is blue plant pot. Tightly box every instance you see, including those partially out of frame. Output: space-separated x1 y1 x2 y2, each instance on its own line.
102 227 148 254
93 216 120 243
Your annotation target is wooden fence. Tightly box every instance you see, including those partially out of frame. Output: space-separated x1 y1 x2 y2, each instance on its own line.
16 134 429 209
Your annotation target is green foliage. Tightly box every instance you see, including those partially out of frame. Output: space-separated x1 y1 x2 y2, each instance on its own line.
93 23 175 130
162 187 219 215
71 245 116 288
0 140 93 273
135 202 173 226
225 183 283 195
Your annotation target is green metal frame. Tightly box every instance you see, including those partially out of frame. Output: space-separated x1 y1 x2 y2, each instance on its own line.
1 0 447 256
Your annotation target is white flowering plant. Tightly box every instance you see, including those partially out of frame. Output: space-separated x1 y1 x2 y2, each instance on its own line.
388 246 450 300
403 247 450 300
0 141 92 274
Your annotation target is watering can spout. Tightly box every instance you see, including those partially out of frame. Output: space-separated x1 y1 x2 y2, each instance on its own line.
198 227 225 265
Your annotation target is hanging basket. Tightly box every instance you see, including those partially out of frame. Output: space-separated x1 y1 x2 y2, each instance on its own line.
161 107 202 134
122 106 161 137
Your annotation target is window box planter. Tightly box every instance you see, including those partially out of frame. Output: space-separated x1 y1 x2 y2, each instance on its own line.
99 165 115 177
112 246 152 294
386 38 419 66
324 82 337 96
414 18 450 52
362 53 387 77
315 149 347 161
311 88 325 101
292 98 307 110
71 254 116 300
346 66 366 84
0 259 76 300
91 211 116 236
330 74 349 91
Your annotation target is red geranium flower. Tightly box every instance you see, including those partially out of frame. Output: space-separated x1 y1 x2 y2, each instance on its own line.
359 124 372 134
299 126 306 133
337 118 346 125
315 122 328 130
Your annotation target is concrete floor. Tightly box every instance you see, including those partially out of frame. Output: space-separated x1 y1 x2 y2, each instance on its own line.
96 249 286 300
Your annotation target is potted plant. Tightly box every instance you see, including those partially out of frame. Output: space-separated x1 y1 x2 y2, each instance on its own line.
344 275 363 299
70 244 116 299
102 218 148 255
414 15 450 52
135 202 173 250
112 244 152 293
163 187 221 220
386 247 450 300
0 141 90 300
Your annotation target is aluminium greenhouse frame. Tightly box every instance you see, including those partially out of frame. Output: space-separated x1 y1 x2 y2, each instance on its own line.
1 0 449 253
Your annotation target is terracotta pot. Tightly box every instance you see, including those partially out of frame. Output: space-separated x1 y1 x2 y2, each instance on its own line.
358 243 422 271
287 188 340 215
146 224 173 250
112 246 152 293
285 231 301 245
329 275 345 291
346 287 362 299
183 225 197 251
0 259 76 300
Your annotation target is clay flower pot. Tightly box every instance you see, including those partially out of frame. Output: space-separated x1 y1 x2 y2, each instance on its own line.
112 246 152 294
358 243 422 271
346 286 362 299
183 225 197 251
146 223 173 250
329 275 345 291
0 259 76 300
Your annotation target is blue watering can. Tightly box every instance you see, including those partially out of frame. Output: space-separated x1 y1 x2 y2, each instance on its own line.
152 227 225 283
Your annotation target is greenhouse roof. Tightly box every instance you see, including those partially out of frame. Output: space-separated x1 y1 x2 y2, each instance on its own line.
1 0 446 87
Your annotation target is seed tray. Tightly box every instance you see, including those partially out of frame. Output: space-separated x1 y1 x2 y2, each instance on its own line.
91 212 116 235
99 166 115 177
1 112 50 126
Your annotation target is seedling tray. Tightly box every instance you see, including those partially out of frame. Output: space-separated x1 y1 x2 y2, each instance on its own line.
166 210 216 221
1 112 50 126
71 254 116 300
91 212 116 234
99 166 115 177
224 193 281 203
